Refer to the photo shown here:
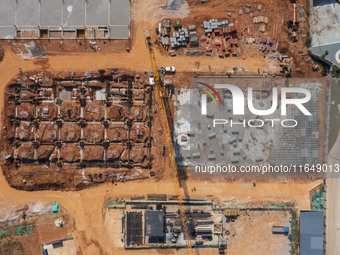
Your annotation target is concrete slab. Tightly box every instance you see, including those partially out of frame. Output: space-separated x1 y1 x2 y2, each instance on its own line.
40 0 62 27
110 0 130 25
17 0 39 27
43 239 76 255
312 0 340 46
0 27 16 39
86 0 108 26
0 0 130 39
0 0 15 26
312 0 340 67
109 25 130 39
63 0 86 28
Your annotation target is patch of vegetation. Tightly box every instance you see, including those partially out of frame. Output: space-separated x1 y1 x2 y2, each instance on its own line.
0 46 4 62
321 50 329 59
309 54 330 76
305 32 311 47
332 65 340 78
305 0 311 21
291 210 299 255
310 185 324 210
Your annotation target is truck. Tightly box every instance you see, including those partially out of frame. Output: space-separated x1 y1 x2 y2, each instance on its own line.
145 30 151 39
272 226 289 235
161 66 176 74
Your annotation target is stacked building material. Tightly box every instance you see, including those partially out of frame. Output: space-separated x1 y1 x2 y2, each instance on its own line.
170 28 189 49
147 194 167 201
160 20 171 48
203 19 230 34
188 25 199 47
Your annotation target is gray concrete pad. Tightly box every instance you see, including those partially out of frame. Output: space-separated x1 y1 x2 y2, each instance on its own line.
312 0 340 47
63 0 86 28
109 25 130 39
40 0 62 27
0 0 130 39
86 0 108 26
111 0 130 25
0 27 16 39
0 0 15 26
17 0 39 27
312 0 340 67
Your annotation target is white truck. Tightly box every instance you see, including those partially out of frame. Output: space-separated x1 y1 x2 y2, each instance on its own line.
162 66 176 74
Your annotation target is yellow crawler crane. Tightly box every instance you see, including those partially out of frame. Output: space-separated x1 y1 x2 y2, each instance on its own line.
145 30 193 255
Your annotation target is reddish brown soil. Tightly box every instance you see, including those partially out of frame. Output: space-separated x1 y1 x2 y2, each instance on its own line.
16 145 34 160
16 122 36 141
60 124 81 142
107 126 128 142
60 102 80 121
60 145 80 162
83 146 104 161
107 104 127 121
83 124 104 143
130 124 148 143
36 124 58 143
16 103 35 120
84 102 104 121
106 145 125 161
36 146 55 160
36 102 58 120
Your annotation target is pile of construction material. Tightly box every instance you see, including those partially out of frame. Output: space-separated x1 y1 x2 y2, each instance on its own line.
160 20 171 48
203 19 230 34
201 19 240 58
170 28 189 48
159 20 200 50
188 25 199 48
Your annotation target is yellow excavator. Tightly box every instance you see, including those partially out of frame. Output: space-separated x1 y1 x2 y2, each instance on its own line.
145 30 193 255
279 55 292 76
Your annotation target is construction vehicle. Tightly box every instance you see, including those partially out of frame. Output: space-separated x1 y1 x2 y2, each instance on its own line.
161 66 176 74
287 3 298 42
272 226 289 235
278 55 292 76
145 30 193 255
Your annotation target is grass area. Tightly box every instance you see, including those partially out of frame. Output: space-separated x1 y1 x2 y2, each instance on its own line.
328 79 340 152
310 185 324 210
333 65 340 78
291 210 299 255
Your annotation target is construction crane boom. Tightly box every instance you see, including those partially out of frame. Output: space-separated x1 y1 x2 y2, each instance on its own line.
145 30 193 255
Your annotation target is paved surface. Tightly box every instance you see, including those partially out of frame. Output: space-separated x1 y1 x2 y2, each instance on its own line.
326 140 340 255
0 0 130 39
326 79 340 255
312 0 340 67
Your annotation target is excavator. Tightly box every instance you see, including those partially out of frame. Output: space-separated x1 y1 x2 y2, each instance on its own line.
145 30 193 255
278 55 292 76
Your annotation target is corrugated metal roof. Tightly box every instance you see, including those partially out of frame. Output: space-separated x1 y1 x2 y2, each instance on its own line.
300 210 323 255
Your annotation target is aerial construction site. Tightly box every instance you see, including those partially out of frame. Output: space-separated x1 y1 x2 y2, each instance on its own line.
0 0 336 254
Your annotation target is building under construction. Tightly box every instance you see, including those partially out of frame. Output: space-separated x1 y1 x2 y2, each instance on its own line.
0 69 154 190
106 196 223 250
0 0 130 39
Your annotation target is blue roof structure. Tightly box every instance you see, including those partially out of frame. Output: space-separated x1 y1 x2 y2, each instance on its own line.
300 210 324 255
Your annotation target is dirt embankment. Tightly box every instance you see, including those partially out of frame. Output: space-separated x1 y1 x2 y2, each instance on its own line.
0 46 4 62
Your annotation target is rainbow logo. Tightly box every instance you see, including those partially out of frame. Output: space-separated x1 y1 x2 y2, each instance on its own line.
197 82 223 106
